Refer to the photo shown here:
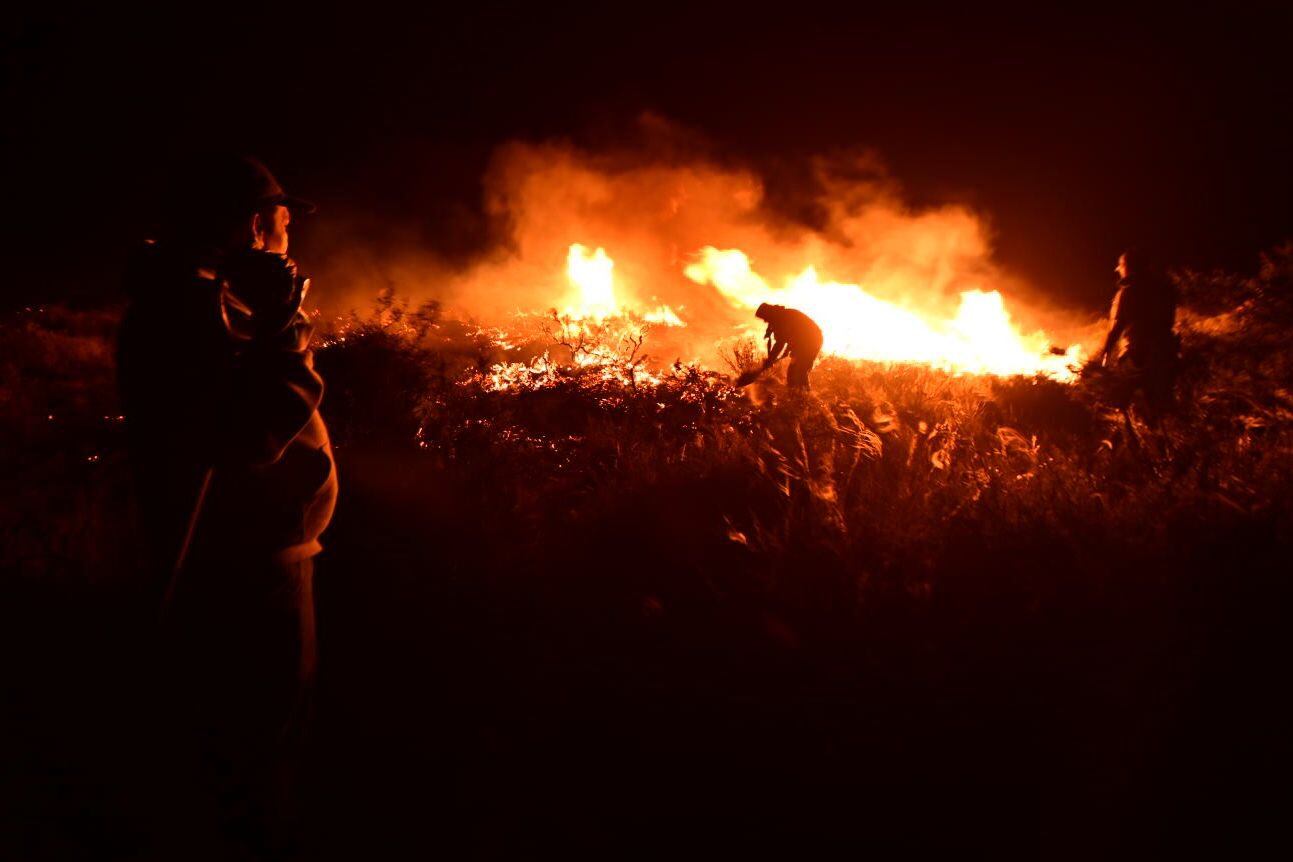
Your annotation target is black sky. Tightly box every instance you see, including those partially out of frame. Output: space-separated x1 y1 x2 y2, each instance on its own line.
4 3 1292 310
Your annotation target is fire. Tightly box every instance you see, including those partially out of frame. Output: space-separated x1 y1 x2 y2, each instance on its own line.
556 242 1081 380
362 136 1093 381
562 243 686 328
684 247 1081 379
564 243 617 318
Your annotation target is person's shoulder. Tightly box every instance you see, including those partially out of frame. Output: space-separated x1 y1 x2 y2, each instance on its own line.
791 308 822 328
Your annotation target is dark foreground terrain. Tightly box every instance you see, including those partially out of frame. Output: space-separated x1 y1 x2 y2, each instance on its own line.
5 252 1293 856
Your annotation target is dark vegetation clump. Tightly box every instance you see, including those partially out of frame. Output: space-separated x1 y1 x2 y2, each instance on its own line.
5 254 1293 855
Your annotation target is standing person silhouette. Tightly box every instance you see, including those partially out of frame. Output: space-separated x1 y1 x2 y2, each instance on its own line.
1093 249 1180 417
118 155 337 856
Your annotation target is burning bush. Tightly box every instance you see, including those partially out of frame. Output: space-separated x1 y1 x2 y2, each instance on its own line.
299 258 1293 606
5 249 1293 592
7 250 1293 858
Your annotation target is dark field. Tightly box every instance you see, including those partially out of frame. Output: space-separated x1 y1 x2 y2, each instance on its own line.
4 251 1293 856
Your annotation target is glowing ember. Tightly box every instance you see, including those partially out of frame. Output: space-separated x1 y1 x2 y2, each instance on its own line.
481 350 666 392
644 305 686 327
685 247 1081 379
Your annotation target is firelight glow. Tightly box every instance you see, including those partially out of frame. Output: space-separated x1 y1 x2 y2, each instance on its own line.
564 243 686 328
686 247 1080 379
563 242 1081 380
564 243 617 317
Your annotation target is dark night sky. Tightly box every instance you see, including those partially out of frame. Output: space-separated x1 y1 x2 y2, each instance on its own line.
4 3 1292 311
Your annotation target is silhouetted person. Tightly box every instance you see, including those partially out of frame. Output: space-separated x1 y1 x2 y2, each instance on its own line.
1093 249 1179 415
756 303 824 388
117 155 337 856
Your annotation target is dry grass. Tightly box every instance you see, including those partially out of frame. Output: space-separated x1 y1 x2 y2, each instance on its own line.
6 252 1293 855
5 251 1293 590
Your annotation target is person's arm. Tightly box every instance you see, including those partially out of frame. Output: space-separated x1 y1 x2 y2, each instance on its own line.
766 335 789 364
1094 286 1128 367
222 312 324 466
1097 317 1126 367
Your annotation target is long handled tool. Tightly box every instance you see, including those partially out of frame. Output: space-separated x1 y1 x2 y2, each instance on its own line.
735 355 785 387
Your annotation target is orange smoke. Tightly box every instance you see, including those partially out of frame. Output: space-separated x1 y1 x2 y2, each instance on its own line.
348 123 1094 378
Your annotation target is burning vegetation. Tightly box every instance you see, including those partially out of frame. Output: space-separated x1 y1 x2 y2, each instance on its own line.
501 238 1083 383
6 142 1293 856
285 242 1293 562
315 131 1093 382
9 242 1292 588
10 249 1290 856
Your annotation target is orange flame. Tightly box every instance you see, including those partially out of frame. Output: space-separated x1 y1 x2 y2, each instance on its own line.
563 242 686 328
559 242 1080 380
685 247 1081 379
564 243 617 317
331 134 1096 380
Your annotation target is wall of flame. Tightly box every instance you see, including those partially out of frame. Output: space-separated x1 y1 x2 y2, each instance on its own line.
312 131 1100 378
